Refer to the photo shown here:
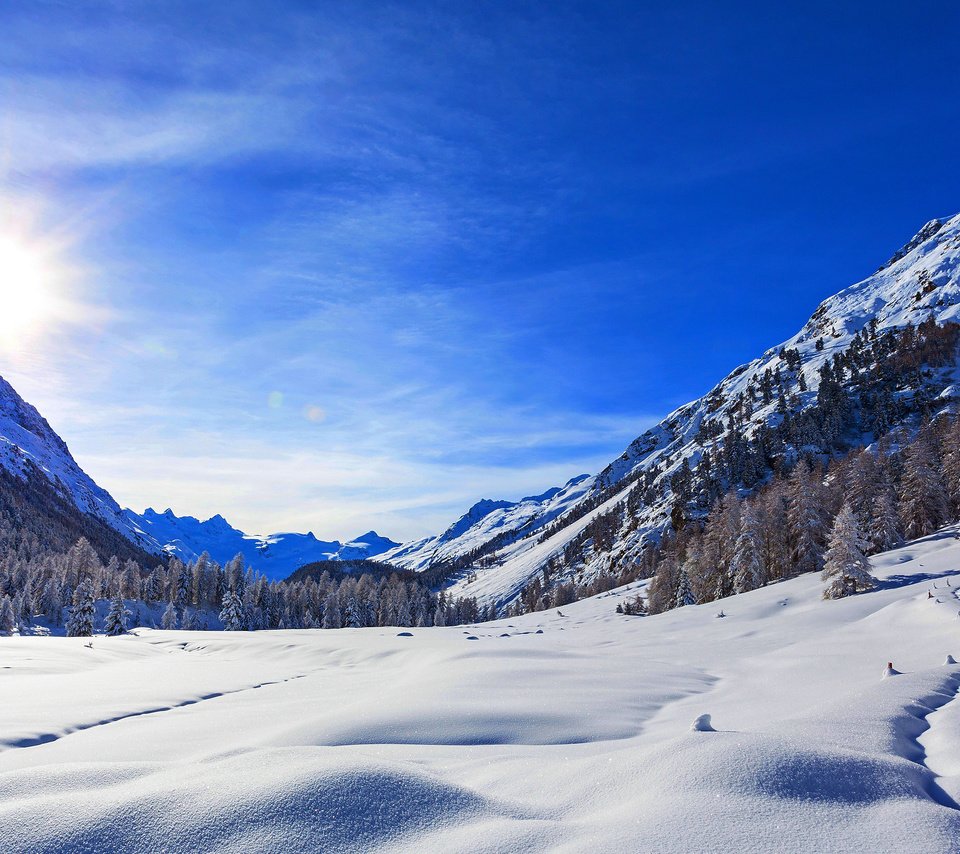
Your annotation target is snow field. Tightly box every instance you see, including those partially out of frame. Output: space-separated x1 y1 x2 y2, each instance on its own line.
4 528 960 851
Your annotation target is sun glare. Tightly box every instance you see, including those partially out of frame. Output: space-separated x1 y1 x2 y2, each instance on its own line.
0 236 58 341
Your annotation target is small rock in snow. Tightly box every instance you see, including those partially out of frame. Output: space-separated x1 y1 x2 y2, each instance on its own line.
945 654 957 665
396 632 413 637
882 661 902 679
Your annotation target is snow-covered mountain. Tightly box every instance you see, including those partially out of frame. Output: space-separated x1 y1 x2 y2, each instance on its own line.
0 374 398 578
124 506 398 577
0 375 162 555
378 475 594 571
393 213 960 608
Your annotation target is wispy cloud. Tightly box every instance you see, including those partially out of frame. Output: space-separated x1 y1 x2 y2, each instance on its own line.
0 3 684 540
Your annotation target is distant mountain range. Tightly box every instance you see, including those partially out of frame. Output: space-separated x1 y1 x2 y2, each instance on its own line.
125 506 399 576
0 376 398 578
3 212 959 600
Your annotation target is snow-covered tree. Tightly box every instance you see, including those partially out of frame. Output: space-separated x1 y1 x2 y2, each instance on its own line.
104 592 129 636
342 594 362 628
143 570 161 605
174 562 191 609
788 462 827 575
700 493 741 598
225 554 246 598
219 591 244 631
730 504 765 594
181 607 200 631
822 503 875 599
674 568 696 608
321 590 341 628
66 539 100 590
867 485 903 554
40 578 62 625
619 593 647 615
898 438 948 540
647 552 679 614
66 578 96 637
161 601 178 630
0 595 15 636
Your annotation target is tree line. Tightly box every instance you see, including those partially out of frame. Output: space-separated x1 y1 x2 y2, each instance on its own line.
0 538 492 636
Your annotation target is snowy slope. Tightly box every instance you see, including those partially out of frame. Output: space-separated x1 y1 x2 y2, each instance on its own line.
424 213 960 606
595 213 960 522
126 507 398 578
3 528 960 851
379 475 594 571
0 374 162 554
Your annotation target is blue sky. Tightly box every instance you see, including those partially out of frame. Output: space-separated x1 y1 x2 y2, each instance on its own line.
1 1 959 540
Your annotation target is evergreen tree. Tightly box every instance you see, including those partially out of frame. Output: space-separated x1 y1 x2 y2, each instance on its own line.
788 462 827 575
175 563 191 609
898 438 948 540
822 503 875 599
867 485 903 554
181 607 200 631
846 450 880 531
0 594 15 636
674 568 696 608
143 571 161 605
161 601 178 630
343 594 362 628
730 504 766 593
66 578 96 637
619 593 647 615
104 592 129 636
322 591 342 628
758 489 791 582
40 578 61 624
701 493 741 599
121 560 141 599
219 591 245 631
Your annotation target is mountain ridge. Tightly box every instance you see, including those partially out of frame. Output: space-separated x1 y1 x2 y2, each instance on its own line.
399 211 960 609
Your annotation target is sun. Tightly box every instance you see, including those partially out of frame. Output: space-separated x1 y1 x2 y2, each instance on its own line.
0 236 58 340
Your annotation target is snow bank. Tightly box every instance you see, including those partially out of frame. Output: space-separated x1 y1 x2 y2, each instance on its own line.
4 528 960 851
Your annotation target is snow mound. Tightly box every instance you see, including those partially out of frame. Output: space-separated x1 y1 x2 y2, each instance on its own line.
690 714 715 732
0 751 492 854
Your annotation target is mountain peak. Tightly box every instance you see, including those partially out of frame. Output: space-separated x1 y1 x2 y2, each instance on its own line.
876 214 955 273
0 373 156 552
